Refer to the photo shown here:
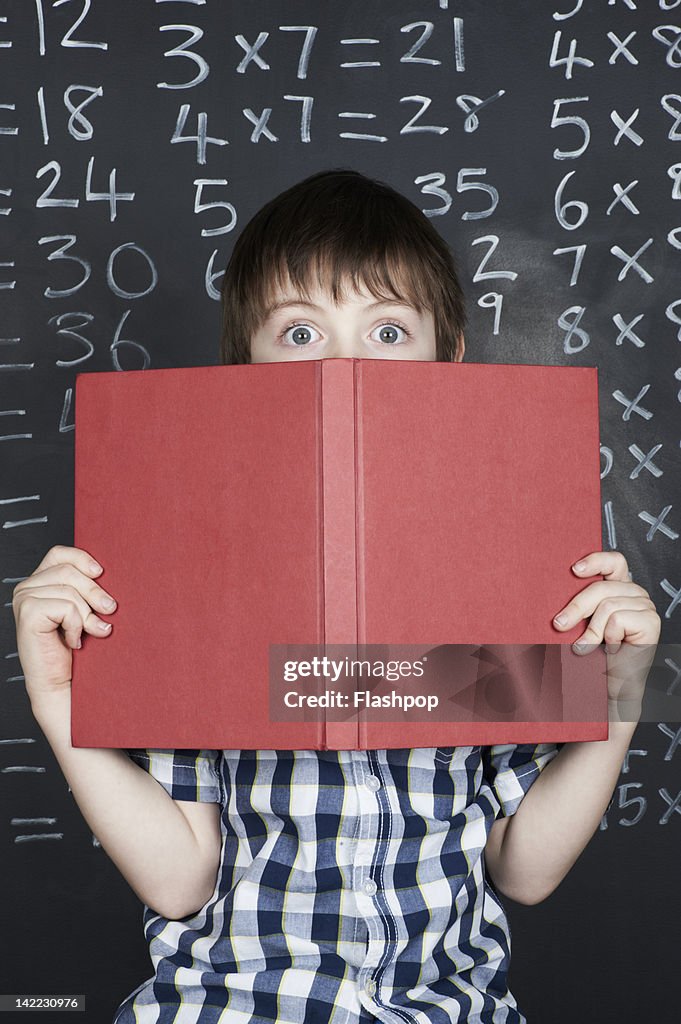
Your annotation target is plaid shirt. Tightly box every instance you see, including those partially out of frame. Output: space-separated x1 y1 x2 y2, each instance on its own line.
113 743 559 1024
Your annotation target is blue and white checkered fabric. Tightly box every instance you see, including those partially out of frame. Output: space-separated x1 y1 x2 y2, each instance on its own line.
113 743 559 1024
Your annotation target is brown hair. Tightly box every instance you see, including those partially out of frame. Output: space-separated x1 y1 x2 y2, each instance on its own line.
218 168 466 364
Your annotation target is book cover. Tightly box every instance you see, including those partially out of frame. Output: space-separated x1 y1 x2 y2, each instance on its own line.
72 359 607 749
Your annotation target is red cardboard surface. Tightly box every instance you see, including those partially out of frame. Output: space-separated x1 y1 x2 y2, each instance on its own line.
72 359 607 749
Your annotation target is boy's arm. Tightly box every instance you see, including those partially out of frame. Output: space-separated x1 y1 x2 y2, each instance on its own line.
485 709 638 905
31 688 222 920
486 549 658 905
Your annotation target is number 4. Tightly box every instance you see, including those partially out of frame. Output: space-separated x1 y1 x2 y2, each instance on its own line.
171 103 229 166
85 155 134 222
549 30 594 80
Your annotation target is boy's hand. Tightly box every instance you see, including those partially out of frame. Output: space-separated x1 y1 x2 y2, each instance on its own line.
12 545 117 704
552 550 661 706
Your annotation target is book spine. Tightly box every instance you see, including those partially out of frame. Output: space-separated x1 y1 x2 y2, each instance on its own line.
321 359 360 750
315 360 326 751
355 360 366 751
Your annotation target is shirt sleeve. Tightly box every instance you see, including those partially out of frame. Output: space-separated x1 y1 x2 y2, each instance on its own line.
125 749 223 803
481 742 561 818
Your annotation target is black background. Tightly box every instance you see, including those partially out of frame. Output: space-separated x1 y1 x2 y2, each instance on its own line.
2 2 680 1022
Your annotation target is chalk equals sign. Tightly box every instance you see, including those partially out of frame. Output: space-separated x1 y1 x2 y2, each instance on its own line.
10 816 63 843
1 738 63 842
0 493 47 532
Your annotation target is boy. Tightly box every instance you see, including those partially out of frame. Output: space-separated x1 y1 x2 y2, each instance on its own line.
13 169 660 1024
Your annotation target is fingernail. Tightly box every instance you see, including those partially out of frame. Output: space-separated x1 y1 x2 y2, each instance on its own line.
99 621 112 631
76 638 82 649
573 641 588 652
90 561 103 574
554 613 568 626
102 596 116 610
573 561 587 572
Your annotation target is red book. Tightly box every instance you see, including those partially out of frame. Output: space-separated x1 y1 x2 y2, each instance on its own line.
72 359 607 749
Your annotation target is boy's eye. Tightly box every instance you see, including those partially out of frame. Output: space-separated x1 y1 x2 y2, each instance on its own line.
279 322 319 346
372 321 411 344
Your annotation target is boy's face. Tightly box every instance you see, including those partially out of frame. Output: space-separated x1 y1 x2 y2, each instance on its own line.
251 281 464 363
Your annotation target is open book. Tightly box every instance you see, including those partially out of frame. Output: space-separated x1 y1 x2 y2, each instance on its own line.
72 358 607 749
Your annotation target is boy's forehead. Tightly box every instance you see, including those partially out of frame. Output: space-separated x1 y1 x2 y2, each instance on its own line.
263 280 420 317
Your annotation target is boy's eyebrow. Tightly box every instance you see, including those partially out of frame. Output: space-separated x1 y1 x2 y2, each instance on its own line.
264 297 420 318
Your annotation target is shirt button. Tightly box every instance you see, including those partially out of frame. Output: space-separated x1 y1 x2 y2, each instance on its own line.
364 774 381 791
363 878 378 896
365 978 377 996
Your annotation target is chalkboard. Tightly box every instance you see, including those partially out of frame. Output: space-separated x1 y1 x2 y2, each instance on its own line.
2 2 680 1022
